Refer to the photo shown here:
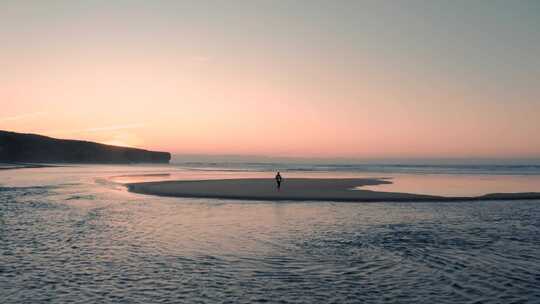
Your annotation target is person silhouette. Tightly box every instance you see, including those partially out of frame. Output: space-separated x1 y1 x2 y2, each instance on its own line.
275 172 282 190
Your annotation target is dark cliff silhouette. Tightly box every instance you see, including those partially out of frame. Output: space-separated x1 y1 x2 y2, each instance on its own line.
0 130 171 164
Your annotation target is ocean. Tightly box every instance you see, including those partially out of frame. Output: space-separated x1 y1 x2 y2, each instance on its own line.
175 160 540 175
1 162 540 303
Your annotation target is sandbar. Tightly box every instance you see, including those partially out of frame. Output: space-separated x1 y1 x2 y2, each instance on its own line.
126 178 540 202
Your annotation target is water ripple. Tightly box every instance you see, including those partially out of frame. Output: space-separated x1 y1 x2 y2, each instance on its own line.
1 182 540 303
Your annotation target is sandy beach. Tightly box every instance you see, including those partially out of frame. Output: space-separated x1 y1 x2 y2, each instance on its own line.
126 178 540 202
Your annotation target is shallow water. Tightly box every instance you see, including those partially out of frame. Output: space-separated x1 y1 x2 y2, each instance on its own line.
1 165 540 303
360 174 540 196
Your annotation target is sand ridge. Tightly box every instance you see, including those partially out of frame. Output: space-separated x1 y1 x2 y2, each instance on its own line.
126 178 540 202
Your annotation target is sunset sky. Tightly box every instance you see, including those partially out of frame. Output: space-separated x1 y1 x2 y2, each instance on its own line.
1 1 539 158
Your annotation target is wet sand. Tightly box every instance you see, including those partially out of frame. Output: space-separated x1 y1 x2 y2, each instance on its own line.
0 163 57 170
126 178 540 202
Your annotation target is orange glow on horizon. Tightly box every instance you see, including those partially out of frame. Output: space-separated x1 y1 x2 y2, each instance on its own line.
1 1 539 159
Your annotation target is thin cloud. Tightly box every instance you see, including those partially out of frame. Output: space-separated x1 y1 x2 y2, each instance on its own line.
191 55 211 63
81 123 146 133
0 111 47 122
48 123 146 135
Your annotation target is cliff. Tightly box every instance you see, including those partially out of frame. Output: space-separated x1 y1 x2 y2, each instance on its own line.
0 130 171 164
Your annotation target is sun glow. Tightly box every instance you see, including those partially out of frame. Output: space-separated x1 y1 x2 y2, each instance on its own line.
102 140 133 148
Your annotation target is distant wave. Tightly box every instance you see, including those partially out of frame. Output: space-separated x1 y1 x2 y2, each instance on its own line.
174 162 540 175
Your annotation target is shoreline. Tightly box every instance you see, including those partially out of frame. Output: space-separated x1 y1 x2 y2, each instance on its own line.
0 163 60 170
126 178 540 202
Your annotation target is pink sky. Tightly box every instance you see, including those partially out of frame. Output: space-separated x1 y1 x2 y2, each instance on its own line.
1 1 539 158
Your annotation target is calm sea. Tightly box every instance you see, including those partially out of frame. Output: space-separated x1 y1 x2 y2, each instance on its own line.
1 163 540 303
